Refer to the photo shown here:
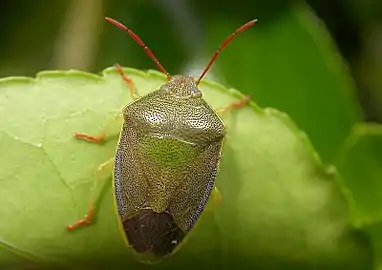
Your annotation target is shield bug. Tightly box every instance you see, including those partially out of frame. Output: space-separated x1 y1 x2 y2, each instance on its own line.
67 16 257 262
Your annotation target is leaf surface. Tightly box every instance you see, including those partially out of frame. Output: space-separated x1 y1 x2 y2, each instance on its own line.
337 123 382 269
0 68 371 269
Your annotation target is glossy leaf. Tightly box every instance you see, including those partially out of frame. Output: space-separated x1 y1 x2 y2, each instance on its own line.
337 123 382 269
0 68 371 269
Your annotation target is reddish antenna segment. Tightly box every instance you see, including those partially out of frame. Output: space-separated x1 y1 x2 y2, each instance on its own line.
105 17 171 81
196 19 258 85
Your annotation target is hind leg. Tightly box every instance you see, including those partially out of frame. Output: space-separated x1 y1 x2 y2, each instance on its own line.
67 158 115 230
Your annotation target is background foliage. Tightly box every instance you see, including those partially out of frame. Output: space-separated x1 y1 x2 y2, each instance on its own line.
0 0 382 269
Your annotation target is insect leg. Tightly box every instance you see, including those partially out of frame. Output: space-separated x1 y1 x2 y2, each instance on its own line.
115 64 141 100
204 186 222 213
216 96 251 115
212 186 222 206
67 158 115 231
74 112 123 143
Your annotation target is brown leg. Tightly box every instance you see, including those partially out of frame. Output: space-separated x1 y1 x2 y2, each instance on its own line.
67 203 95 230
67 158 115 231
74 112 123 143
74 131 106 143
115 64 141 100
216 96 251 115
74 65 139 143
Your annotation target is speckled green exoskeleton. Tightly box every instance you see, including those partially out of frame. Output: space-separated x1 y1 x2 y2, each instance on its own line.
67 16 257 261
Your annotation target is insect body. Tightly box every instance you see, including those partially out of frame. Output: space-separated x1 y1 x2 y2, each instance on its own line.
115 75 225 256
68 17 257 261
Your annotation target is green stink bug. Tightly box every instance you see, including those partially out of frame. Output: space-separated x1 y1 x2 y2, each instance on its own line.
67 16 257 261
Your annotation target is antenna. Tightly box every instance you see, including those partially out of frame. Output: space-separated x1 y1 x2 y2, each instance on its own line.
105 17 171 81
196 19 258 85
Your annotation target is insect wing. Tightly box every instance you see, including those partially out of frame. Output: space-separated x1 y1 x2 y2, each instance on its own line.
168 140 223 233
114 122 148 222
114 120 223 258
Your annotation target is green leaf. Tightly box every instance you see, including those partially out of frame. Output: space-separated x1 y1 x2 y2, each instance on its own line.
336 123 382 268
365 222 382 270
337 123 382 226
0 68 371 269
204 3 363 163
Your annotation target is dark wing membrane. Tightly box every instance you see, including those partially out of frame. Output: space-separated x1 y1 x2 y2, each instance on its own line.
114 123 148 221
122 209 185 257
168 140 223 232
